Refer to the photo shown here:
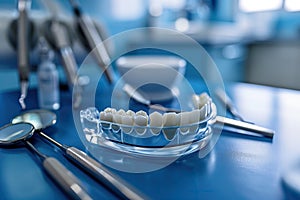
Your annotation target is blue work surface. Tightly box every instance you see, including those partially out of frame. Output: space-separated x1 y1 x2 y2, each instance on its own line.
0 82 299 200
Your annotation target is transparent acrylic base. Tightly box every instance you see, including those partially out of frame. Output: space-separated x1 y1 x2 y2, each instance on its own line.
80 105 216 158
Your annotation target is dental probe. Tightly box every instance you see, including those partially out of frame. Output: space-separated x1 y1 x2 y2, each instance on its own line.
68 0 114 84
17 0 31 109
215 88 245 121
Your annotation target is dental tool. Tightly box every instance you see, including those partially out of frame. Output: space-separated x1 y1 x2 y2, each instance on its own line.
42 0 87 108
68 0 114 84
50 20 78 88
12 109 147 200
215 88 245 122
123 84 180 113
0 123 92 200
17 0 32 109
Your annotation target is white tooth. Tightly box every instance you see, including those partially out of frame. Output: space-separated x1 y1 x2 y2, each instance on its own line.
192 94 201 109
100 111 106 121
189 109 200 123
199 104 208 120
134 110 148 135
126 110 135 117
121 110 135 134
179 112 190 134
149 111 163 135
100 108 116 128
134 111 148 126
162 112 179 140
198 92 211 109
102 107 116 122
122 110 135 126
100 111 111 122
104 107 117 114
113 109 125 124
112 109 125 132
117 109 125 114
189 109 200 132
163 112 179 126
192 93 212 110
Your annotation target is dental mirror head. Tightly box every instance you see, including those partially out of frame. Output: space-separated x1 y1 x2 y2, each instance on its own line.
0 123 34 146
12 109 57 130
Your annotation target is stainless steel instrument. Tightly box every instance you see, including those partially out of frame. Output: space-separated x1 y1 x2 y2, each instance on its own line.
68 0 114 84
17 0 31 109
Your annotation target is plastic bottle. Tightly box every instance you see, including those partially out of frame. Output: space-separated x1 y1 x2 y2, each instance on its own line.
37 38 60 110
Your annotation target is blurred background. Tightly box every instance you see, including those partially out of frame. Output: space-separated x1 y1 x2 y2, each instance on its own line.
1 0 300 91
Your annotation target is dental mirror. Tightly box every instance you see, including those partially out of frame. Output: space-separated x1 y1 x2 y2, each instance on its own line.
12 109 146 200
12 109 56 130
0 122 34 146
0 122 91 199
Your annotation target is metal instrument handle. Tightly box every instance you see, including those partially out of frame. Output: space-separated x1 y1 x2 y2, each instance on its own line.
215 116 274 138
43 157 92 200
66 147 146 200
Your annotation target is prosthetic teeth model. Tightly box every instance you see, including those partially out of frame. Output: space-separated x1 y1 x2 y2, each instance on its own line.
98 92 213 137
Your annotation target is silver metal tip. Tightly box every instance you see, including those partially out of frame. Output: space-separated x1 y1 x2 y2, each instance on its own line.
19 96 26 110
19 81 28 110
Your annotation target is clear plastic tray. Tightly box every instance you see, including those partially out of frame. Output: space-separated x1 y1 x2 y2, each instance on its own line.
80 105 216 157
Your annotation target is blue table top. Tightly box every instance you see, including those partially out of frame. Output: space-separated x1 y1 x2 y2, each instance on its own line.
0 81 300 200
